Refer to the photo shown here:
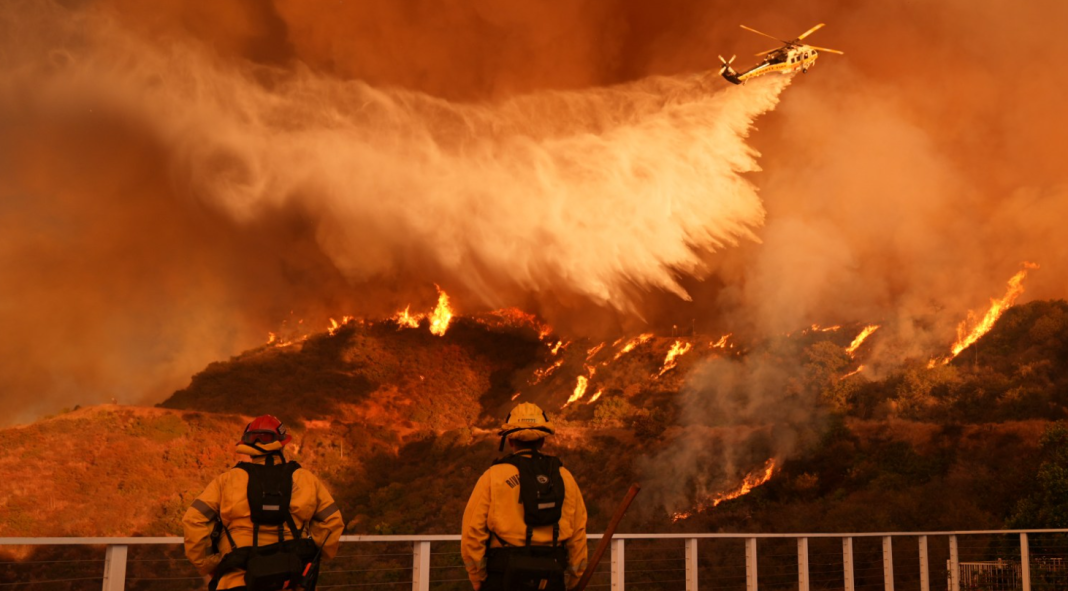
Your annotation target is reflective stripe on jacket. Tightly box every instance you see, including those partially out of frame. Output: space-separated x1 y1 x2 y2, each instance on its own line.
182 456 344 590
461 450 588 588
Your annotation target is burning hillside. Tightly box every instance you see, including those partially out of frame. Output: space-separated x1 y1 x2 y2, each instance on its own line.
1 296 1067 538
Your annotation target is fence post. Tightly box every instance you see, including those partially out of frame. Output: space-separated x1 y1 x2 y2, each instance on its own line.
412 540 430 591
948 535 960 591
745 537 758 591
685 538 699 591
883 536 894 591
798 537 810 591
918 535 930 591
843 537 854 591
102 545 127 591
611 538 625 590
1021 532 1031 591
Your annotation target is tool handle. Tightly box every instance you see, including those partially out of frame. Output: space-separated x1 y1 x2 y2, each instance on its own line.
573 484 640 591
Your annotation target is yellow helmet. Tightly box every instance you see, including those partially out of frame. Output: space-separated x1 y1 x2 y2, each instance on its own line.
498 402 555 450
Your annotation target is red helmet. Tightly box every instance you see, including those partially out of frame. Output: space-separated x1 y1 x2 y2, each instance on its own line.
240 415 293 448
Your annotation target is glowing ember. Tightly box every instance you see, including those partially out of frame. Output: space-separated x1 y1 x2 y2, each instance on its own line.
511 392 522 401
428 288 453 336
846 325 880 357
842 365 865 379
672 458 777 522
586 343 605 360
551 341 568 356
657 340 693 377
587 388 604 404
486 308 553 339
393 305 422 329
614 333 654 360
564 376 589 407
711 334 732 349
933 263 1039 365
808 324 841 333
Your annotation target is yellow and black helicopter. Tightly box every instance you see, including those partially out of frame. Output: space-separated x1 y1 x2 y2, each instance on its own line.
719 23 843 85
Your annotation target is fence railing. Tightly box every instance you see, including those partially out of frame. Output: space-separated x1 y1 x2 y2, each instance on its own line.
3 530 1068 590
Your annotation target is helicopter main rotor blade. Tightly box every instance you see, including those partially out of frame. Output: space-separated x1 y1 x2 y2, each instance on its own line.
755 47 780 56
808 45 844 55
740 24 787 44
794 23 825 42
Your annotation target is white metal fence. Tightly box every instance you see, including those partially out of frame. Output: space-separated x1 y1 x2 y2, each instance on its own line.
3 530 1068 590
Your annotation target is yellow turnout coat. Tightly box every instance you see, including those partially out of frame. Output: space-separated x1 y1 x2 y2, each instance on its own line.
182 455 344 589
461 450 588 588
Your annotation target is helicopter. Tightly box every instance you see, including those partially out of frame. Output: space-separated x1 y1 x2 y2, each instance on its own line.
719 23 843 85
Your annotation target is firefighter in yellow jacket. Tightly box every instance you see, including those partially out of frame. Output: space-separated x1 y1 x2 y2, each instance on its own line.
183 415 344 590
462 403 588 591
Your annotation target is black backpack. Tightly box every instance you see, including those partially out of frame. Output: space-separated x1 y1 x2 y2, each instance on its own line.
211 460 321 591
486 451 569 591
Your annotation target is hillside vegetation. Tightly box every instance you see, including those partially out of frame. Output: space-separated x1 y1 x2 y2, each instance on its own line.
2 300 1068 542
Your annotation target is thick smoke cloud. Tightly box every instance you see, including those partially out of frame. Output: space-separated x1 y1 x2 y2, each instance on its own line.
1 0 1067 432
0 1 779 421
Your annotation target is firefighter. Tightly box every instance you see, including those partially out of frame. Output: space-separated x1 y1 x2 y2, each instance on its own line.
182 415 344 591
461 402 588 591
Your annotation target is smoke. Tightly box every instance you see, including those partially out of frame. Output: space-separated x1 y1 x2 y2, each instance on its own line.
637 354 813 514
0 1 786 421
634 0 1068 514
2 0 1067 442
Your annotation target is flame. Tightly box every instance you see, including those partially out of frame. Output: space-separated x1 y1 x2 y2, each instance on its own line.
711 334 732 349
846 325 880 357
267 332 277 345
393 305 422 329
391 287 454 335
586 343 605 361
587 388 604 404
551 341 568 356
942 263 1038 363
428 288 453 336
530 358 565 385
614 333 654 360
807 324 841 333
657 340 693 377
327 315 355 336
842 365 865 379
564 376 589 407
672 458 777 522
